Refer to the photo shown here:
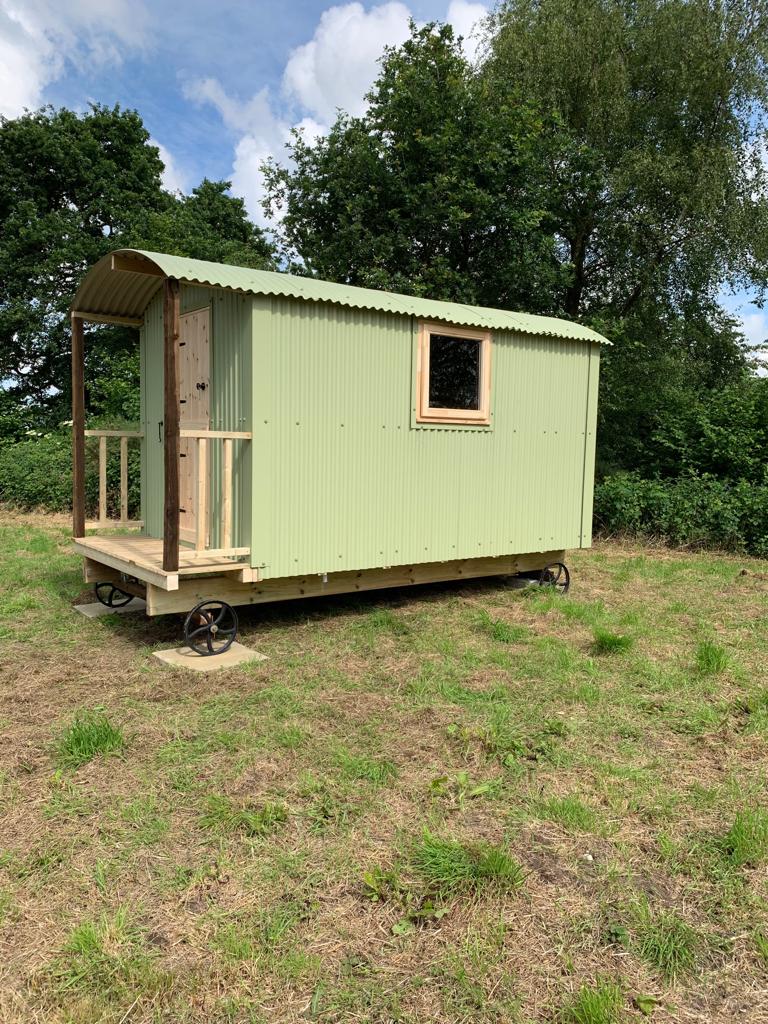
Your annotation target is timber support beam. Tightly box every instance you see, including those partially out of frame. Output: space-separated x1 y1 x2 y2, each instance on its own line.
163 277 180 572
71 313 85 539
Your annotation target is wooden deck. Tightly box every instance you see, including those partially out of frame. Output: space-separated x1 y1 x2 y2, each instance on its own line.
73 535 254 592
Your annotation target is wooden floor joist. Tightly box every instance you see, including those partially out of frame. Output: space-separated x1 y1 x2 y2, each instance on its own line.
145 551 565 615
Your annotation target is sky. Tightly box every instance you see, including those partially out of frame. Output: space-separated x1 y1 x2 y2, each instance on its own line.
0 0 764 353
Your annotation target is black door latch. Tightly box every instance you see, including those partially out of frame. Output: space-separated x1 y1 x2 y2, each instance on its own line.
196 382 207 391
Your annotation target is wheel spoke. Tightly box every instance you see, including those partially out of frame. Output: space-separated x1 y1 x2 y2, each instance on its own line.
187 623 213 641
184 599 238 656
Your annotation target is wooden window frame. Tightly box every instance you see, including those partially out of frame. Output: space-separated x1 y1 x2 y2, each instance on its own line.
416 321 492 425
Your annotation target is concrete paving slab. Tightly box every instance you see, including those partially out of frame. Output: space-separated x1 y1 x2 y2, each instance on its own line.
153 642 268 672
74 598 147 618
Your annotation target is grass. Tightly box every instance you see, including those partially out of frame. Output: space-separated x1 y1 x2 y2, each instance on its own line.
694 639 729 675
590 627 634 655
534 794 601 833
722 807 768 867
558 980 624 1024
54 708 125 768
51 908 165 1007
1 512 767 1022
409 830 525 898
476 609 529 644
633 904 701 980
200 795 288 837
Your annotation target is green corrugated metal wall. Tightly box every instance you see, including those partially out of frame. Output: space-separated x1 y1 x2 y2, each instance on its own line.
250 296 600 580
139 285 251 544
140 288 599 574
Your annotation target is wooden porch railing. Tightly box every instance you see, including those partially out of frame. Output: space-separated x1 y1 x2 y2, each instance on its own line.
178 428 251 559
83 429 144 530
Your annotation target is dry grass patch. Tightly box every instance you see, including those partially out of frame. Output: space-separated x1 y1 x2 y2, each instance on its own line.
1 515 767 1021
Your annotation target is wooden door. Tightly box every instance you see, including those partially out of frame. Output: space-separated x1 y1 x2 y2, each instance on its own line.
177 308 210 543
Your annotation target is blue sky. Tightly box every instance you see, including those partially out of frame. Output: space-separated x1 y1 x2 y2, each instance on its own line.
0 0 764 352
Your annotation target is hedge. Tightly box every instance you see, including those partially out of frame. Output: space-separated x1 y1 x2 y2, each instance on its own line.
0 431 140 519
594 472 768 557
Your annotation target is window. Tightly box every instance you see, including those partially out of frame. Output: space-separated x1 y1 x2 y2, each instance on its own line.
416 321 491 425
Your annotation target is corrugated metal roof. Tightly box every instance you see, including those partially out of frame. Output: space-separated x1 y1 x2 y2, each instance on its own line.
72 248 610 344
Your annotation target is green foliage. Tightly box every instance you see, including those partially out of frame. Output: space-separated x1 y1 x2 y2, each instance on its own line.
129 179 273 270
487 0 768 310
722 808 768 867
558 980 624 1024
409 829 525 897
362 864 407 904
213 901 311 962
0 432 72 511
201 796 288 838
0 105 273 433
479 709 568 767
591 628 634 655
336 750 398 785
0 428 141 515
264 23 562 311
55 709 125 769
535 795 599 832
754 929 768 967
594 473 768 556
634 904 700 979
53 909 155 997
476 609 528 643
694 640 729 676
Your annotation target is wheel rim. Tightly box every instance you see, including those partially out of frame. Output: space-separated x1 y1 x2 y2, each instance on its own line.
95 582 133 608
539 562 570 595
183 600 238 656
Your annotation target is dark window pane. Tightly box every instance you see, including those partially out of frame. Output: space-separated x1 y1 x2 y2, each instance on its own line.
428 334 480 409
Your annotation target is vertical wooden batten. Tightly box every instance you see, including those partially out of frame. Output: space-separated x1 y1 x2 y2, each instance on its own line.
163 278 181 572
71 314 86 538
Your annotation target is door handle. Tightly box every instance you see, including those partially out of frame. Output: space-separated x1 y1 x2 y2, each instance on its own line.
158 421 163 443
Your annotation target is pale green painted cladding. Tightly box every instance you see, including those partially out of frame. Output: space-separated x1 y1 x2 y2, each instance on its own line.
139 285 252 545
138 289 599 574
250 297 600 580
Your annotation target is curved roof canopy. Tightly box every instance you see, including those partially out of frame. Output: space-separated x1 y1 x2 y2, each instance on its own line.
72 249 610 345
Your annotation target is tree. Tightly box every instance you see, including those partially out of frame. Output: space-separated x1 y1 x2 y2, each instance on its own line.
484 0 768 318
263 23 564 311
482 0 768 474
0 105 273 434
129 178 273 267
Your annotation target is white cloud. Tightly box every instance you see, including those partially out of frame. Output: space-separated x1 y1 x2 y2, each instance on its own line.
187 0 489 224
152 139 188 194
0 0 150 118
741 310 768 349
282 2 412 122
183 79 292 225
446 0 487 62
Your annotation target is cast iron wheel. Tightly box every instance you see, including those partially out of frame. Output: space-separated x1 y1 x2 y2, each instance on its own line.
183 600 238 657
539 562 570 595
94 582 134 608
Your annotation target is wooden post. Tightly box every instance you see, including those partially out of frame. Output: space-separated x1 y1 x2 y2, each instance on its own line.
120 435 128 524
195 437 208 551
71 314 86 538
221 437 233 550
98 435 107 524
163 278 180 572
